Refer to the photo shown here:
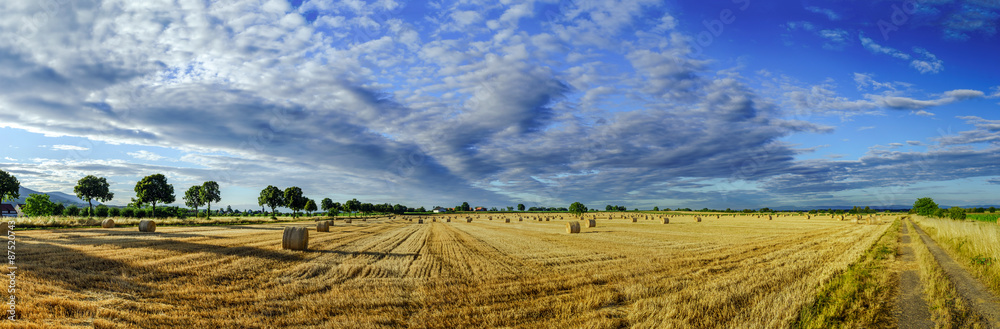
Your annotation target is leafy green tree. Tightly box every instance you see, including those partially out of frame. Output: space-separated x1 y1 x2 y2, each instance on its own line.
948 207 966 220
305 199 317 216
321 198 335 212
201 181 221 220
912 197 939 216
345 198 361 216
134 174 175 218
569 202 587 218
360 203 373 217
184 185 205 215
283 187 306 217
517 204 525 211
259 185 283 218
461 202 470 212
990 206 997 213
0 170 19 203
23 194 57 216
73 175 114 217
53 203 65 216
653 206 659 211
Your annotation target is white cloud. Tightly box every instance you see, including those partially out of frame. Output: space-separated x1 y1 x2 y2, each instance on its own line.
910 48 944 74
915 110 935 116
127 150 166 161
51 145 90 151
859 34 910 60
805 6 840 21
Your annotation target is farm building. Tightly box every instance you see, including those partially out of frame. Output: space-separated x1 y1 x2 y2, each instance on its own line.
432 207 448 213
1 204 24 217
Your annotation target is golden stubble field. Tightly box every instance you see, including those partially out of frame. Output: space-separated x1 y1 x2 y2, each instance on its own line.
6 213 892 328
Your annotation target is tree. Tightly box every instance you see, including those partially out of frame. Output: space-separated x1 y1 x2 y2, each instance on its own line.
283 187 306 217
23 194 58 216
258 185 283 219
569 202 587 218
305 199 317 216
912 197 939 216
345 198 361 216
653 206 659 211
360 203 373 217
134 174 175 218
517 204 525 211
948 207 966 220
321 198 335 212
73 175 114 217
990 206 997 213
461 202 470 212
184 185 205 215
0 170 19 203
201 181 221 220
606 205 613 211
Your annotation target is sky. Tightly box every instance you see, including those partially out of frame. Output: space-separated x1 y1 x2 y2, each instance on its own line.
0 0 998 211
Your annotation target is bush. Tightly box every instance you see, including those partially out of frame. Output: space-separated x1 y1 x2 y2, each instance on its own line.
64 205 80 216
95 205 110 217
108 207 121 217
948 206 967 220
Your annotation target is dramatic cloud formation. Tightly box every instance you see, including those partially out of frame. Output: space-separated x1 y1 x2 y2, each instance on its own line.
0 0 997 209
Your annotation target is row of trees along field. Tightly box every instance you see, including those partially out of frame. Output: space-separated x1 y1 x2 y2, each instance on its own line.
0 169 416 220
911 197 998 221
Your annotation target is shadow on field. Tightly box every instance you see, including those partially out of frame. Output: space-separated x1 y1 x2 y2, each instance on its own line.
22 242 161 295
307 249 418 259
30 234 302 263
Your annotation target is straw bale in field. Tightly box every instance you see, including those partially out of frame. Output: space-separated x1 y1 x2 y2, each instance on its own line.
661 217 669 224
587 219 596 228
282 227 308 250
316 221 330 232
138 220 156 232
505 218 510 223
345 218 352 224
695 216 702 222
566 221 580 234
418 219 424 224
101 219 115 228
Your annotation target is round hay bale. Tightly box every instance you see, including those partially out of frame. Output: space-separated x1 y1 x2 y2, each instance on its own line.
661 217 669 224
505 218 510 223
418 219 424 224
432 218 437 222
466 218 472 223
101 218 115 228
695 216 702 223
345 218 352 224
138 220 156 232
282 227 309 250
316 221 330 232
566 221 581 234
545 218 549 221
631 217 637 223
768 215 772 220
446 218 451 222
587 219 596 228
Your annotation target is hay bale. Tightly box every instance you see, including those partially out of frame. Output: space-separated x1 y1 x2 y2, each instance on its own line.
661 217 669 224
587 219 596 228
138 220 156 232
418 219 424 224
101 218 115 228
466 218 472 223
316 221 330 232
446 218 451 222
695 216 702 222
768 215 772 220
505 218 510 223
432 218 437 222
631 217 637 223
282 227 309 250
566 221 580 234
345 218 352 224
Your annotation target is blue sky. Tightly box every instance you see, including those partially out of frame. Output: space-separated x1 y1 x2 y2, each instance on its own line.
0 0 998 210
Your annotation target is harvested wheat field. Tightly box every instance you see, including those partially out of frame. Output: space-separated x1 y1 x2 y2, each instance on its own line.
9 215 890 328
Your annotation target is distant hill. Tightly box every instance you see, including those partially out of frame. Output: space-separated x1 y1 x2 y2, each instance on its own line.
3 186 93 206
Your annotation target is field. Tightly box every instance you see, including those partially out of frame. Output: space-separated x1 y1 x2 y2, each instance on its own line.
9 214 893 328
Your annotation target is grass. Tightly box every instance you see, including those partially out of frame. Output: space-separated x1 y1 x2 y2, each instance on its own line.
907 219 984 328
966 213 1000 223
914 216 1000 298
11 214 891 328
793 219 899 329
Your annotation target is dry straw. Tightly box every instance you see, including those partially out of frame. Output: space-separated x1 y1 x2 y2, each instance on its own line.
566 221 580 234
505 218 511 223
101 219 115 228
282 227 308 250
587 219 596 228
316 221 330 232
418 219 424 224
695 216 702 222
345 218 352 224
661 217 669 224
138 220 156 232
